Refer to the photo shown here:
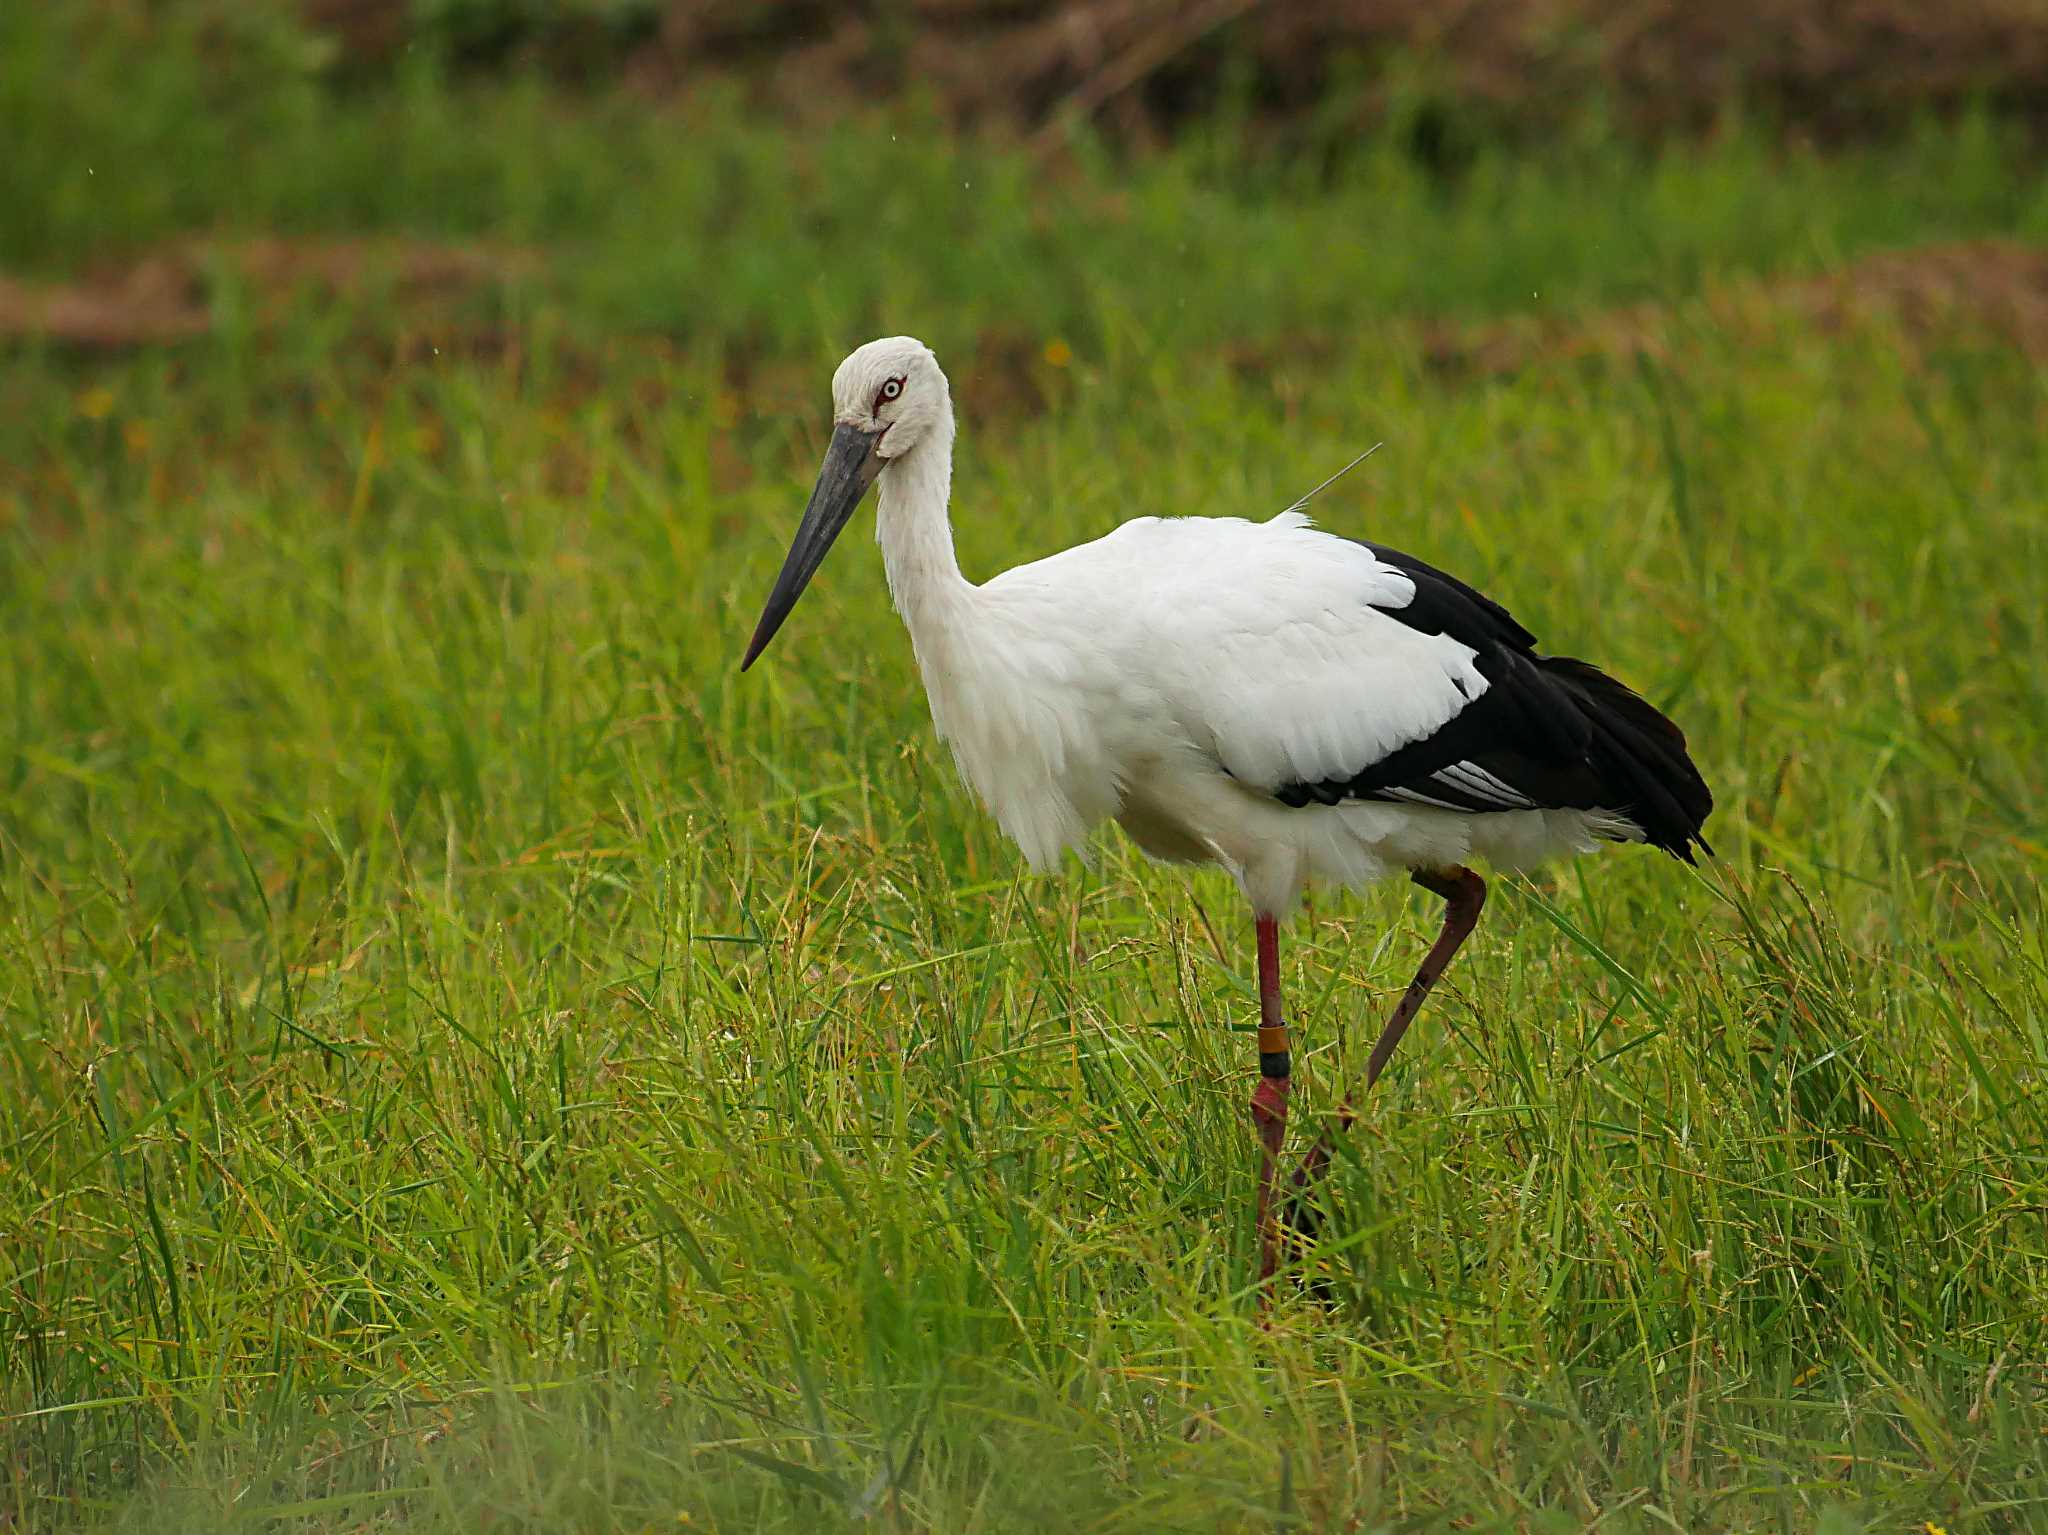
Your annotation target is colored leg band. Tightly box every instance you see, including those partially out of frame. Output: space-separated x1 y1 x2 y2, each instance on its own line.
1257 1025 1291 1079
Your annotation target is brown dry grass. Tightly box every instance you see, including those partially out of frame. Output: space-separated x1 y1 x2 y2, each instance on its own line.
9 236 2043 427
0 238 535 351
1420 238 2048 376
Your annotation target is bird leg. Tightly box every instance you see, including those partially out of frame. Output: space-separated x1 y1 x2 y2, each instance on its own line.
1248 911 1292 1288
1286 865 1487 1243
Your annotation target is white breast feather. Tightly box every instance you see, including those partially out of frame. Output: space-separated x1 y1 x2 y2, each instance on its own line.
912 593 1123 872
928 510 1495 875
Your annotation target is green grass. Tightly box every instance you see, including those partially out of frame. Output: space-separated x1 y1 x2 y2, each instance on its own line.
5 12 2048 1533
7 4 2048 356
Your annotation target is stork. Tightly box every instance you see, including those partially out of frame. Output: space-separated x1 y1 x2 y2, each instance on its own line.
742 337 1712 1289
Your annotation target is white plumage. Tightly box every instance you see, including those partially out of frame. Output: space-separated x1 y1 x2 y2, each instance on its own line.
743 335 1711 1288
958 507 1642 915
753 337 1638 916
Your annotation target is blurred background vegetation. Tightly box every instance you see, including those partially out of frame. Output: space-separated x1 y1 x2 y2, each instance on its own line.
6 0 2048 334
4 4 2047 1532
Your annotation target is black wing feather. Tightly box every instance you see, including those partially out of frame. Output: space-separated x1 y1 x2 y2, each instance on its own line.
1268 542 1713 862
1363 542 1537 651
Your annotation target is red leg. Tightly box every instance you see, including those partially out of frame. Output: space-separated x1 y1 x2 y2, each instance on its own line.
1248 912 1291 1288
1287 866 1487 1238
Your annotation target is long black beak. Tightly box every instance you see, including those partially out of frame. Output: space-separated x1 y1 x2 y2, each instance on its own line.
741 422 885 670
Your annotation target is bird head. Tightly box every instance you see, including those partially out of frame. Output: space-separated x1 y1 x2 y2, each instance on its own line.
831 335 950 457
742 336 949 670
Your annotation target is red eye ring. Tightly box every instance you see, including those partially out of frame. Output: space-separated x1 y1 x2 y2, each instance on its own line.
876 376 904 408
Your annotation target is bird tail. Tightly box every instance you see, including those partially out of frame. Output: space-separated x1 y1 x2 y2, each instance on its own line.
1541 657 1714 863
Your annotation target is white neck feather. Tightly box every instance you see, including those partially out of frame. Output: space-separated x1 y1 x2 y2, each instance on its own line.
874 411 974 656
866 395 1095 872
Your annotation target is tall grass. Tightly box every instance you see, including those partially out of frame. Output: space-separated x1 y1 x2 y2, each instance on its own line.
3 8 2048 1532
6 306 2046 1528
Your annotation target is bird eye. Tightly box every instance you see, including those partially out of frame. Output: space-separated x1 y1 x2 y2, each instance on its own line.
877 377 904 405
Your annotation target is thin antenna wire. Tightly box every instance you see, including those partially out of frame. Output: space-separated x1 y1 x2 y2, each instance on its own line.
1279 442 1384 518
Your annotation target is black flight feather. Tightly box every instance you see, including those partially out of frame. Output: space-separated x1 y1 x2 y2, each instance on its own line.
1267 542 1713 862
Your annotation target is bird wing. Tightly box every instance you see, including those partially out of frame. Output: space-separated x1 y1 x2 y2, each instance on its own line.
984 510 1710 858
1114 513 1531 794
1113 513 1603 814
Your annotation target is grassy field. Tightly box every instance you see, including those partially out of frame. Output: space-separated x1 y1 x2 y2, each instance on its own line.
5 11 2048 1532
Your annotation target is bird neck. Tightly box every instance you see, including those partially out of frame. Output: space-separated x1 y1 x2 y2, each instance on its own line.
874 412 972 646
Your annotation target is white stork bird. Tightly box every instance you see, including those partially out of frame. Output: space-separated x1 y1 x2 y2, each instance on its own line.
742 336 1712 1287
